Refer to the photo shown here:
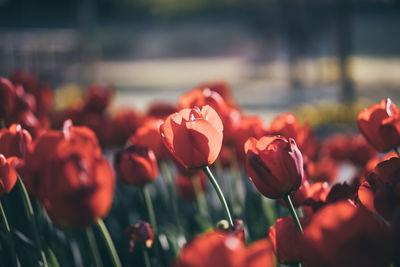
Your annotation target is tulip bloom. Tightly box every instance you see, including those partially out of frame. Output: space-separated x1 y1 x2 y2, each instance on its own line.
380 113 400 150
114 145 158 186
358 98 400 152
245 136 303 199
358 157 400 220
269 216 302 264
160 105 223 169
174 231 275 267
0 124 32 158
301 201 392 267
129 118 169 160
0 154 18 197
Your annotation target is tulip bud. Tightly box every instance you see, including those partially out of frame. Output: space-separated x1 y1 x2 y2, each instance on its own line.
126 221 154 252
245 136 303 199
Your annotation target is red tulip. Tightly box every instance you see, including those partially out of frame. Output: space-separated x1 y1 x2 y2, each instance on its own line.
126 221 154 252
358 157 400 220
174 230 275 267
111 108 142 146
83 84 114 113
114 145 158 186
301 201 392 267
0 124 32 158
0 77 16 118
358 98 400 152
197 80 236 108
0 154 18 197
307 156 339 184
179 88 240 144
268 216 302 264
19 121 115 228
129 118 169 160
245 136 303 199
160 106 223 169
379 113 400 150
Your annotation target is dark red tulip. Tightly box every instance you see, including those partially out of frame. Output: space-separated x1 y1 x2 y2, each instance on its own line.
0 154 18 197
379 113 400 150
301 201 392 267
126 221 154 252
245 136 303 199
146 101 178 119
83 84 114 113
114 145 158 186
307 156 339 184
358 157 400 220
268 216 302 264
160 106 223 169
358 98 400 152
197 80 236 108
0 124 32 158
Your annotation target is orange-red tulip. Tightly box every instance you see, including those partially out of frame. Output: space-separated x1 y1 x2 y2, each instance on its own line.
358 98 400 152
0 154 18 197
245 136 303 199
301 201 392 267
160 106 223 169
129 118 169 160
114 145 158 186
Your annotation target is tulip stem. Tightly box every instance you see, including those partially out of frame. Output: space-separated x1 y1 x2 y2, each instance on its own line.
283 194 303 233
16 177 48 267
85 227 104 267
140 243 151 267
395 147 400 157
95 219 122 267
140 186 158 236
203 166 234 226
0 200 18 267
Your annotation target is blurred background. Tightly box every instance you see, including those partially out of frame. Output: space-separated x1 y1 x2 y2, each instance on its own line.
0 0 400 118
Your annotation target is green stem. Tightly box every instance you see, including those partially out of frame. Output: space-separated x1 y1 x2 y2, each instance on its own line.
140 186 158 235
202 166 234 226
85 227 103 267
95 219 122 267
395 147 400 157
0 201 18 267
140 243 151 267
16 177 48 267
283 194 303 233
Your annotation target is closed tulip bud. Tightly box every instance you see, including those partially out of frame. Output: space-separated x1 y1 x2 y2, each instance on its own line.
245 136 303 199
0 154 18 197
114 145 158 186
160 105 223 169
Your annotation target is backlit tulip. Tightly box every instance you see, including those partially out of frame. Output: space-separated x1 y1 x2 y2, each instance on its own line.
358 98 400 152
114 145 158 186
0 154 18 197
301 201 392 267
358 157 400 220
245 136 303 199
160 105 223 169
379 113 400 150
